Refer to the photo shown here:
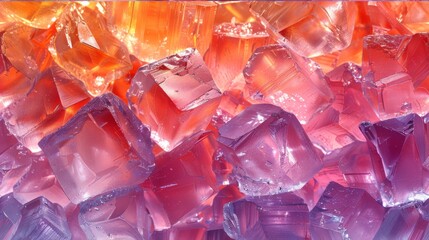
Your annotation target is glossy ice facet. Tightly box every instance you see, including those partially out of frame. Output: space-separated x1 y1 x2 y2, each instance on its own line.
204 22 271 91
39 93 154 203
243 44 333 124
310 182 385 240
12 197 71 240
128 48 221 151
79 187 153 240
218 104 322 196
224 193 310 240
360 114 429 206
0 194 22 240
49 4 132 96
250 2 357 57
143 132 218 230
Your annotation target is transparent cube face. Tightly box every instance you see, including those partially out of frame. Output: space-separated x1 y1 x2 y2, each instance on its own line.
39 94 154 204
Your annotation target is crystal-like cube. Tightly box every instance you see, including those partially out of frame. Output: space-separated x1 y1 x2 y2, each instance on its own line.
49 4 132 96
363 34 429 87
12 197 71 240
224 193 310 239
326 63 379 140
127 48 221 152
204 22 272 91
14 155 70 207
106 2 216 62
310 182 385 240
0 194 22 240
360 114 429 206
0 33 35 112
39 93 154 203
79 187 153 240
2 23 54 79
218 104 322 196
249 2 357 57
0 2 66 29
2 66 89 152
143 132 218 230
243 44 333 124
374 202 429 239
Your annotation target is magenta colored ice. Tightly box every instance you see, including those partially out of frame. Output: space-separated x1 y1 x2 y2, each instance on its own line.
374 202 429 240
310 182 385 240
143 132 218 230
218 104 322 196
12 197 71 240
78 186 153 240
223 192 310 240
362 34 429 87
177 184 244 231
0 193 22 239
39 93 154 204
362 34 429 118
360 113 429 206
0 119 33 196
326 62 379 140
338 141 380 201
13 155 70 207
243 44 333 124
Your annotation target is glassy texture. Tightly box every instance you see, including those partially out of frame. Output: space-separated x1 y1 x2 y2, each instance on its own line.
106 2 217 62
250 2 357 57
204 22 271 92
12 197 71 240
49 4 132 96
310 182 385 240
360 114 429 207
244 44 333 124
128 48 221 152
224 193 310 240
39 93 155 203
0 2 67 29
143 132 218 230
218 104 323 196
79 187 153 240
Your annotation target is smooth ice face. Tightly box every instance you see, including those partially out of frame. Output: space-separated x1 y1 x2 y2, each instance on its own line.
249 2 357 57
176 184 244 231
0 194 22 240
13 155 70 207
49 4 132 96
0 2 66 29
224 193 310 240
127 48 221 151
243 44 333 124
204 22 272 92
2 23 54 80
0 119 34 197
363 34 429 87
143 132 218 230
106 2 216 62
374 202 429 240
12 197 71 240
79 187 153 240
2 66 89 152
326 63 379 140
39 93 154 204
362 34 429 118
0 32 35 112
338 141 380 201
360 114 429 206
218 104 323 196
310 182 385 240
